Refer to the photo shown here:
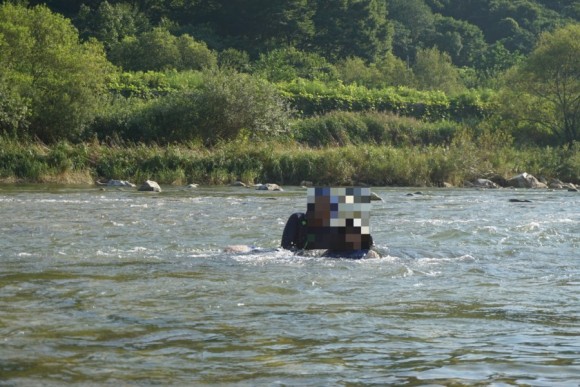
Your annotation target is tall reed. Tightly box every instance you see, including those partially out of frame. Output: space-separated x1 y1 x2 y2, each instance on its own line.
1 135 578 186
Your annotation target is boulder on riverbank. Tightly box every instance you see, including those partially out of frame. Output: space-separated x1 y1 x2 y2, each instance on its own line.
548 178 577 190
465 174 578 190
138 180 162 192
507 173 547 189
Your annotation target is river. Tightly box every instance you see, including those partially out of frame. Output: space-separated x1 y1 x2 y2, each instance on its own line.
0 185 579 385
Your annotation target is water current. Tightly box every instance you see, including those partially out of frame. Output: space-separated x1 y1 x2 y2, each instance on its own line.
0 185 579 386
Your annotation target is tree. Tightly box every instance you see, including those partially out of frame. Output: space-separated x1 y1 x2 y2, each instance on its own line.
132 27 180 70
0 76 30 136
498 24 580 145
218 48 251 72
312 0 392 62
336 57 386 88
387 0 435 62
76 1 150 49
336 53 414 88
0 3 115 142
375 53 416 87
428 15 487 67
413 47 464 94
109 27 216 71
203 0 315 56
475 42 524 84
26 0 98 18
176 34 217 70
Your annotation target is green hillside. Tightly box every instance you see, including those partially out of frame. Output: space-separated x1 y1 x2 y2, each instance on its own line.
1 1 578 185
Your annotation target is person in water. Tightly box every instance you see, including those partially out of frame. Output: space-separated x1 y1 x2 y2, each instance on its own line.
281 187 379 259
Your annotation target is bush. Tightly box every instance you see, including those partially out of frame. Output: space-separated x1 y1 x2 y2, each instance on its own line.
277 79 492 121
413 47 465 94
292 111 461 147
95 70 292 145
336 54 415 89
219 48 251 72
190 70 291 145
253 47 338 82
108 71 173 99
291 112 367 147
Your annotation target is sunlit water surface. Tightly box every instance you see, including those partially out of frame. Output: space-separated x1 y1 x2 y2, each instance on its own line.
0 185 579 386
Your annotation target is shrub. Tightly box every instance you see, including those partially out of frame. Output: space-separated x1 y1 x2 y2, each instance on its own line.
219 48 251 72
277 79 492 121
253 47 338 82
292 111 461 147
108 71 173 99
190 70 291 145
92 70 292 145
336 54 415 89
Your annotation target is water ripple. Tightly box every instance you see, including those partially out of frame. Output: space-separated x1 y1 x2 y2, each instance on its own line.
0 186 579 385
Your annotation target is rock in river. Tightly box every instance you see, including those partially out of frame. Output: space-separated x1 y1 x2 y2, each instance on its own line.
138 180 162 192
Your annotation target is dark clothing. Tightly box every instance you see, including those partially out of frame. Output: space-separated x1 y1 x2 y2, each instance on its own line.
281 212 375 258
281 212 308 250
321 250 371 259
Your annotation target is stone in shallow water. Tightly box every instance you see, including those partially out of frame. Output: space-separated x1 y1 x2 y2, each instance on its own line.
223 245 253 253
138 180 162 192
256 183 283 191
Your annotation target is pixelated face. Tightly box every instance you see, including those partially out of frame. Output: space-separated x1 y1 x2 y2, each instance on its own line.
305 187 372 250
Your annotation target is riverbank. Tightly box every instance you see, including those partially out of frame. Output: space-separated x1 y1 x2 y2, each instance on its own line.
1 137 578 187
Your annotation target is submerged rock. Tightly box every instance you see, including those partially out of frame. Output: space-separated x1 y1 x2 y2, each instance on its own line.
466 179 499 189
366 250 380 258
370 192 383 201
138 180 162 192
256 183 283 191
99 179 136 188
223 245 253 253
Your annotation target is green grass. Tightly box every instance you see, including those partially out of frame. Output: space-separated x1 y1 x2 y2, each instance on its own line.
1 135 578 187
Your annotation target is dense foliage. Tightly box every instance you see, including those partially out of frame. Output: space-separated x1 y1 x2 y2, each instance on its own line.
0 3 114 142
494 24 580 145
0 0 579 185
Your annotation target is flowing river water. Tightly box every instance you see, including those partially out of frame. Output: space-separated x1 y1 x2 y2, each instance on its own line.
0 185 579 386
